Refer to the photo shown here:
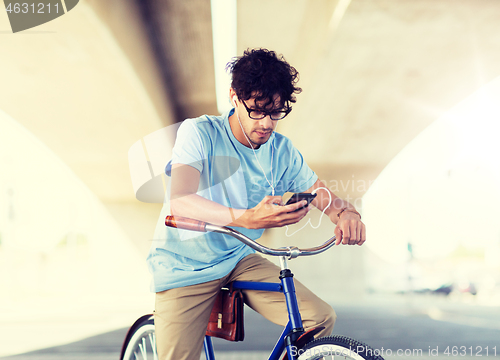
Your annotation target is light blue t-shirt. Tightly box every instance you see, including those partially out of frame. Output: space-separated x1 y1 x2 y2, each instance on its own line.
147 109 318 292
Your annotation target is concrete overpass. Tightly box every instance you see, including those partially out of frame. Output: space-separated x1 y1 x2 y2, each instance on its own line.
1 0 500 356
3 0 500 243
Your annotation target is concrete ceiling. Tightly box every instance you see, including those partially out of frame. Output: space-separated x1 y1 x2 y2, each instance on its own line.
2 0 500 253
136 0 219 121
136 0 500 197
0 0 172 203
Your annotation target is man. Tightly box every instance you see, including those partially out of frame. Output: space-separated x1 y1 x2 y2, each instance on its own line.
148 48 365 360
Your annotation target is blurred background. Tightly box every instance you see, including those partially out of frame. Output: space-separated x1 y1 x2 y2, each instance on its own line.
1 0 499 358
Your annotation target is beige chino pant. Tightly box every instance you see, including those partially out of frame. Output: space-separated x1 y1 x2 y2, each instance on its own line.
154 253 336 360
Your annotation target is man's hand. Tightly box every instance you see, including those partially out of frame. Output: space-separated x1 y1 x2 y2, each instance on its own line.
334 212 366 246
244 196 311 229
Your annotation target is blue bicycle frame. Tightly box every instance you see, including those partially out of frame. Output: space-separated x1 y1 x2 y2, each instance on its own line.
202 270 304 360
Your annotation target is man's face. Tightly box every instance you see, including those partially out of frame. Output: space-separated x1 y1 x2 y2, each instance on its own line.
233 94 282 148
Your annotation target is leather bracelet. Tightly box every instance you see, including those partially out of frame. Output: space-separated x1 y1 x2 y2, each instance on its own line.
337 207 361 220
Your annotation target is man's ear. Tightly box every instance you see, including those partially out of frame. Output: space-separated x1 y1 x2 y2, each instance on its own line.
229 88 237 107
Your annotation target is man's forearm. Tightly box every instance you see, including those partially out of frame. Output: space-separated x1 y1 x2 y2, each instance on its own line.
308 179 360 224
170 193 250 228
325 198 359 224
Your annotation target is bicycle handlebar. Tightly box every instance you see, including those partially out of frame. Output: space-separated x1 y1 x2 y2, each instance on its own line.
165 215 337 259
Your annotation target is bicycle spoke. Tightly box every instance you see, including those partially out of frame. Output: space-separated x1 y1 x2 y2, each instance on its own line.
139 338 148 359
149 333 158 360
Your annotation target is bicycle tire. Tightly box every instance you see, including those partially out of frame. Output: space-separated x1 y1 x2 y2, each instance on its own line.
121 316 158 360
295 335 385 360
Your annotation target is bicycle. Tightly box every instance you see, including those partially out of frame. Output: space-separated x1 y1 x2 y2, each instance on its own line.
120 215 384 360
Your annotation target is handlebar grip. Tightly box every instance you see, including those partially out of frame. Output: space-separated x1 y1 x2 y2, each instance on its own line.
165 215 208 232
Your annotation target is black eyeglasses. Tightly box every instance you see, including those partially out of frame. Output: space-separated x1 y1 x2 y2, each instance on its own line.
239 99 291 120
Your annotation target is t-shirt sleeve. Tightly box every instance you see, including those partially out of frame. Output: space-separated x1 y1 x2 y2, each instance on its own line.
285 145 318 193
170 119 205 173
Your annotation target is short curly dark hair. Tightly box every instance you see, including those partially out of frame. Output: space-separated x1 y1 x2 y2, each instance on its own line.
226 48 302 112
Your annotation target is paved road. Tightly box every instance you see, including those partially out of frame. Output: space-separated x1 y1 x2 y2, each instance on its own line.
2 295 499 359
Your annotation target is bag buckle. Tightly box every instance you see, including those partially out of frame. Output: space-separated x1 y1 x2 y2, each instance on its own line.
217 313 222 329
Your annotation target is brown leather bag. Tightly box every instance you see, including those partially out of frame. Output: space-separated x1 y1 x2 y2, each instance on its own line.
206 285 244 342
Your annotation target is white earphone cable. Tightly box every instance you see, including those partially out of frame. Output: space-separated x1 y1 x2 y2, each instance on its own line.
285 187 332 237
234 104 276 196
232 99 328 237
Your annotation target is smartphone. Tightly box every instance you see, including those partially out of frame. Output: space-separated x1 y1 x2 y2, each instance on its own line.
285 192 317 212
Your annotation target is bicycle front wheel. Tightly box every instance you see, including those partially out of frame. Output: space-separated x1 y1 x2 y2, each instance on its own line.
121 316 157 360
295 335 384 360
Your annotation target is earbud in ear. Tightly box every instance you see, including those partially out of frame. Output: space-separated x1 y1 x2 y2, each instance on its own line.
232 96 237 107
